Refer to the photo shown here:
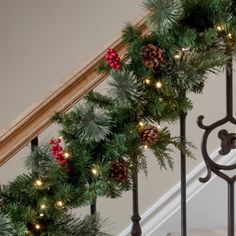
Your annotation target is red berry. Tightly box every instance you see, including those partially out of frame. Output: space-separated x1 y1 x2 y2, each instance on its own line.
56 138 61 143
59 159 68 166
55 153 60 158
49 139 54 144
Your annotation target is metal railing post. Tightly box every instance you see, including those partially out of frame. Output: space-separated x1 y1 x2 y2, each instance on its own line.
90 201 97 215
198 57 235 236
131 156 142 236
180 91 187 236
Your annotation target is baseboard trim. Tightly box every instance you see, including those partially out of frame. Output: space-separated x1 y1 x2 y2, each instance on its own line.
119 149 236 236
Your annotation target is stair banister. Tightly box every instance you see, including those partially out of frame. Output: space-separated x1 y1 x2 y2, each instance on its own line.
0 13 148 167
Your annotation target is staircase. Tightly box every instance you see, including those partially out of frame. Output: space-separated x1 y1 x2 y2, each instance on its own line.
168 228 229 236
1 2 236 236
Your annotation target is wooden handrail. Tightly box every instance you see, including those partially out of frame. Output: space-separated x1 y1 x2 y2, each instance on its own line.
0 13 148 166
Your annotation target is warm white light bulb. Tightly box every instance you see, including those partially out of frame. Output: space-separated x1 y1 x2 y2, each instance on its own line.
35 180 43 187
35 224 40 230
227 33 232 39
157 124 161 129
156 81 163 89
56 200 64 207
144 78 151 85
216 25 223 32
139 121 145 127
40 213 44 217
144 145 148 149
40 204 46 209
174 54 181 59
64 152 70 158
92 168 98 175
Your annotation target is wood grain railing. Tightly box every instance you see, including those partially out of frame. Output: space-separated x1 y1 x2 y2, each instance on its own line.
0 13 148 166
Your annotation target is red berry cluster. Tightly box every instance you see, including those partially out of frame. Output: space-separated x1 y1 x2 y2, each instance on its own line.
105 48 121 69
49 138 68 167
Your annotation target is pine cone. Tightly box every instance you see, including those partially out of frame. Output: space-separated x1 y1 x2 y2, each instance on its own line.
109 161 128 182
142 126 159 145
142 43 163 68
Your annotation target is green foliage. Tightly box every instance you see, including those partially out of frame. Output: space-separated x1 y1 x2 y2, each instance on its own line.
3 0 236 235
54 214 110 236
143 0 183 34
122 23 142 44
0 215 12 236
109 69 144 111
0 147 108 236
75 104 113 142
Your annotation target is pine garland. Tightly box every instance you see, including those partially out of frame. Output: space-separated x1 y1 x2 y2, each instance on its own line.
1 0 236 234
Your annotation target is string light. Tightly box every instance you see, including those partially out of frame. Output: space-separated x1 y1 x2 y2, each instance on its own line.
35 224 41 230
157 124 161 129
34 179 43 187
144 78 151 85
156 81 163 89
91 168 98 176
40 213 44 217
25 230 31 235
175 47 190 60
144 145 148 149
64 152 70 159
40 204 46 210
91 164 100 176
56 200 64 207
25 230 33 235
216 25 223 31
216 24 225 32
227 33 232 40
174 54 181 59
139 121 145 128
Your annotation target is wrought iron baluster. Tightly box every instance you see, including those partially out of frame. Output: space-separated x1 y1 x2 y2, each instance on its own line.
228 182 234 236
131 156 142 236
198 57 236 236
180 105 187 236
90 200 97 215
31 136 39 151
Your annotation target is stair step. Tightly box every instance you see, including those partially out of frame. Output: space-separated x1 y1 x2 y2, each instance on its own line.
167 228 229 236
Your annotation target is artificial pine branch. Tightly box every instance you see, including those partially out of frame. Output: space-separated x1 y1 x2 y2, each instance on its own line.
56 213 111 236
109 68 144 111
74 104 113 142
0 215 12 236
143 0 183 34
86 91 113 109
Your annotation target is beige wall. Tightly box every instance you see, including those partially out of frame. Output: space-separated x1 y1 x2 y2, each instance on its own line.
0 1 235 235
0 0 142 128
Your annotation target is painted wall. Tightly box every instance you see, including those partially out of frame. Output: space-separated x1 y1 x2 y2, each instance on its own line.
0 0 142 129
0 1 235 235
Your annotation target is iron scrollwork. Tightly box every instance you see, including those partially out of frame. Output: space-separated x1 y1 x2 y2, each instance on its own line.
197 57 236 236
198 58 236 184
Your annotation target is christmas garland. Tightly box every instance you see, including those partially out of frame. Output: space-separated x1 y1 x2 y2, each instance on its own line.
1 0 236 235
